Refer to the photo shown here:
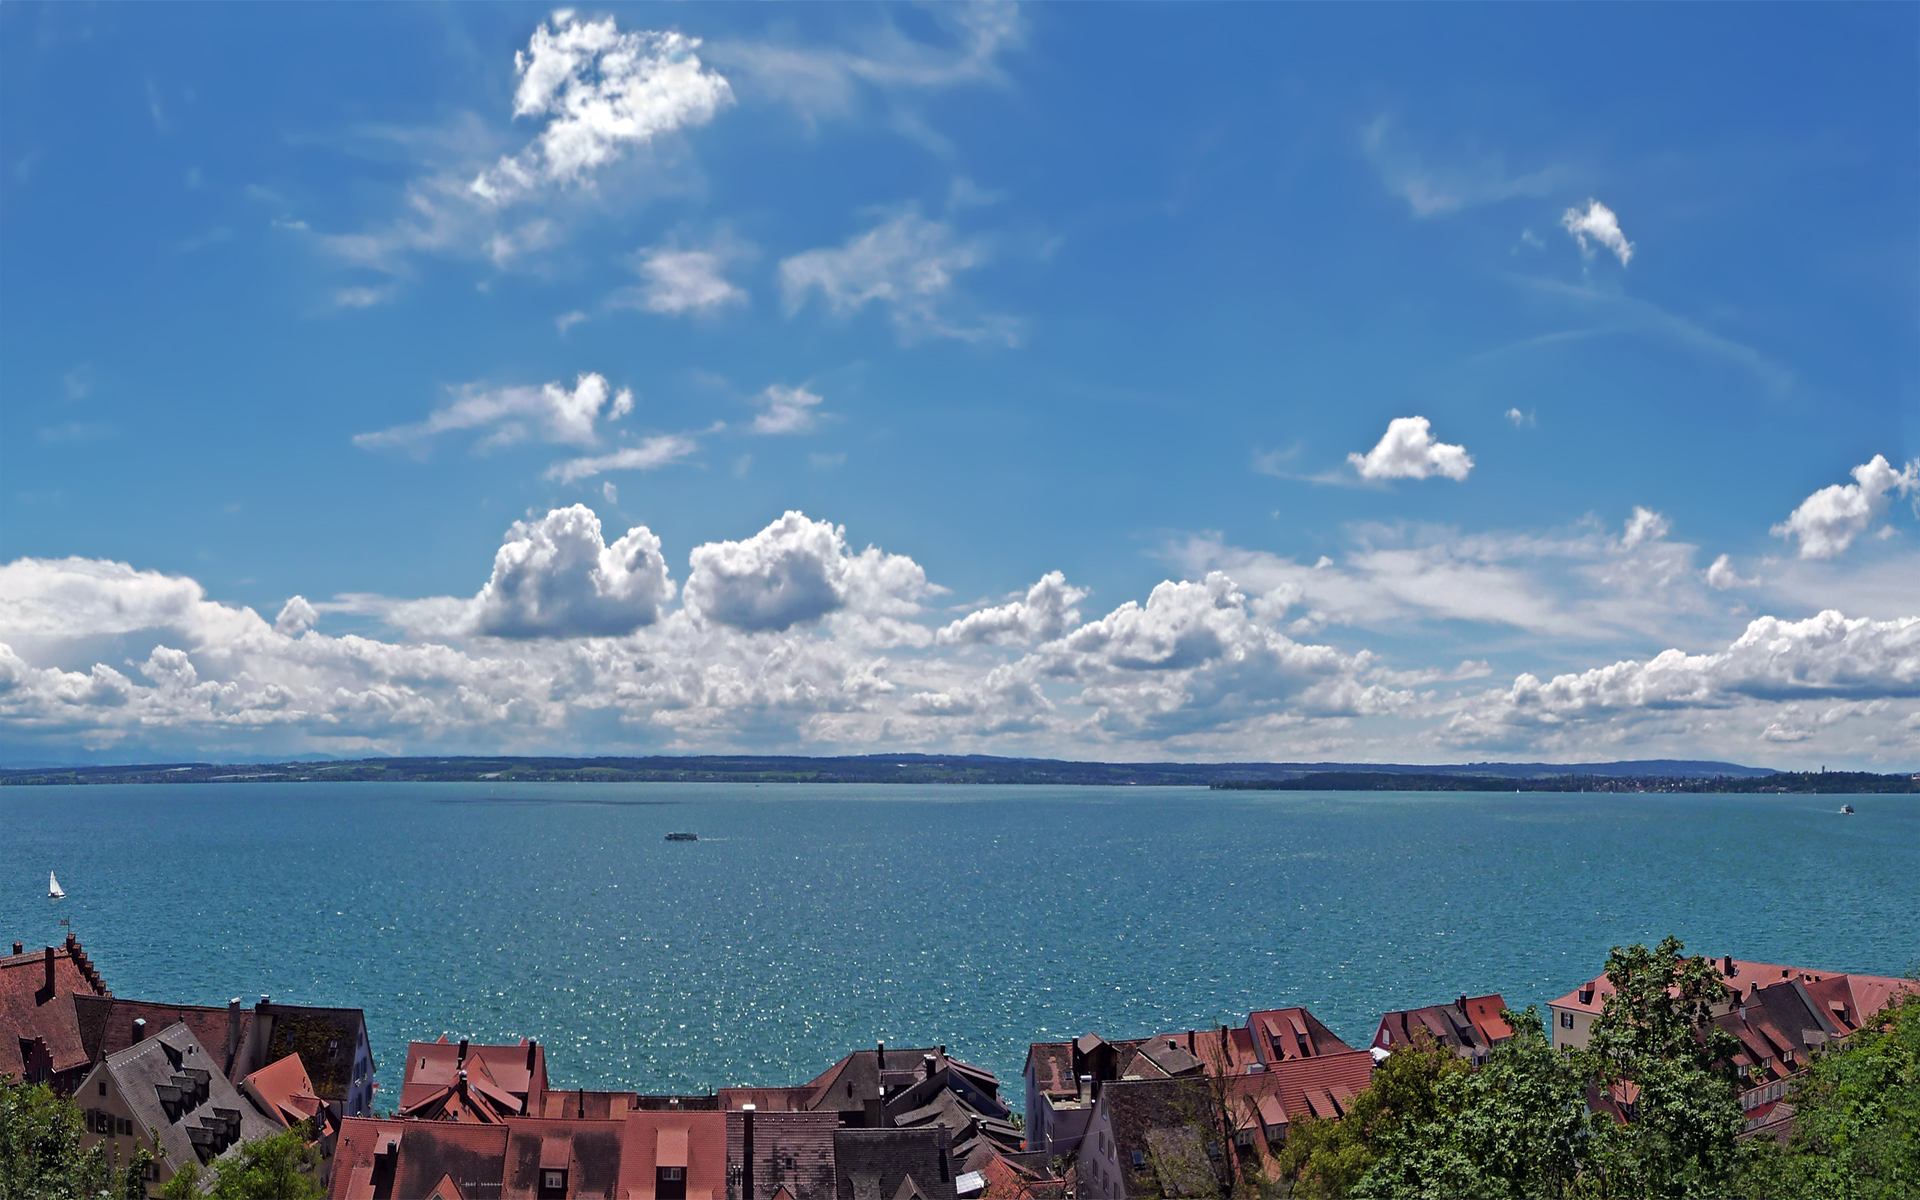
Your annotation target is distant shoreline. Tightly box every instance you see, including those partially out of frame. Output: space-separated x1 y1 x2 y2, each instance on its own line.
2 753 1914 792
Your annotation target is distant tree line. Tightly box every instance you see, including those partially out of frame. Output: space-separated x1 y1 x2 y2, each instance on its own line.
1214 771 1920 794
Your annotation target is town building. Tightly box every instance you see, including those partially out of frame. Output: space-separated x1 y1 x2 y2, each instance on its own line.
398 1035 551 1122
1368 994 1512 1065
74 992 377 1119
834 1127 959 1200
74 1021 283 1197
1023 1010 1355 1161
0 935 113 1095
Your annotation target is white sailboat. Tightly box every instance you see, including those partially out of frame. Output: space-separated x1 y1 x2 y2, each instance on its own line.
48 872 64 900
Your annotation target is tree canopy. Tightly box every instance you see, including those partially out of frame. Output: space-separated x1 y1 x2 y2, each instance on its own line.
0 1076 149 1200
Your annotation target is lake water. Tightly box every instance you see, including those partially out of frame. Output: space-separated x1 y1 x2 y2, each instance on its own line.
3 783 1914 1109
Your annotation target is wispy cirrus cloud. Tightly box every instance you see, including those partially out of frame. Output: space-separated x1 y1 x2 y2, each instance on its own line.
546 434 701 484
355 373 633 454
780 209 1015 344
615 235 752 316
1362 119 1565 217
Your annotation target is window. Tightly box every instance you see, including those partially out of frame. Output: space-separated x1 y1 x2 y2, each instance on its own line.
119 1118 132 1136
1130 1150 1145 1169
99 1080 107 1095
327 1038 340 1055
1559 1012 1574 1029
543 1170 565 1190
661 1167 685 1181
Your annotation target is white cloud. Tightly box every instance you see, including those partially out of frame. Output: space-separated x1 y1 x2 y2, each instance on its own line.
751 385 825 435
556 310 589 335
1620 506 1670 550
1505 407 1535 428
1705 554 1759 591
274 596 319 637
1771 455 1919 559
681 511 933 633
780 210 1012 343
622 238 749 315
472 505 675 638
937 572 1089 646
707 4 1023 123
356 373 634 453
470 16 733 205
1447 611 1920 750
1347 416 1473 482
1562 199 1634 266
546 434 700 484
1362 120 1562 217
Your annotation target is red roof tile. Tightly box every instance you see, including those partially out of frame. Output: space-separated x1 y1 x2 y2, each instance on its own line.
0 938 110 1082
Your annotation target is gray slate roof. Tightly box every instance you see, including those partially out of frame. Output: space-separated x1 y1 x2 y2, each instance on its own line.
98 1021 280 1174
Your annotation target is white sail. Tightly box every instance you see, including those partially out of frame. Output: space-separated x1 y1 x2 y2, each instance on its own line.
48 872 64 900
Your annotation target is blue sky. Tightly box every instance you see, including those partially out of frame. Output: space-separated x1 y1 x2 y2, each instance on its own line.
3 3 1917 767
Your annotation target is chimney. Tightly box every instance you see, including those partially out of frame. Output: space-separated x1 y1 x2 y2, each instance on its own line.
1220 1024 1231 1066
457 1038 469 1065
877 1041 885 1069
527 1039 538 1072
43 946 55 997
228 998 242 1069
257 994 270 1012
1187 1030 1195 1055
742 1104 756 1200
578 1087 586 1118
923 1053 937 1080
134 1017 147 1042
1077 1074 1091 1104
1722 956 1735 976
11 942 20 956
1457 995 1468 1013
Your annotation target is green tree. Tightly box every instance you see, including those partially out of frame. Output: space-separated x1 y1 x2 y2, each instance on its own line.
157 1126 323 1200
1737 984 1920 1200
1353 1007 1595 1200
0 1076 151 1200
1578 937 1746 1200
1273 1031 1466 1199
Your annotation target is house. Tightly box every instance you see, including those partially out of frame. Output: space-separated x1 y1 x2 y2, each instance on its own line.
728 1107 839 1200
1224 1051 1376 1177
73 1021 284 1197
1547 956 1915 1055
718 1043 1015 1162
240 1049 337 1139
330 1108 823 1199
0 936 113 1095
834 1127 959 1200
398 1036 550 1123
1072 1077 1222 1200
1368 995 1512 1065
75 992 378 1119
1714 968 1917 1134
1024 1011 1354 1160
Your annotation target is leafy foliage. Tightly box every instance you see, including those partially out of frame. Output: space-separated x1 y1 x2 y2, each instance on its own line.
1738 984 1920 1200
157 1125 323 1200
0 1076 150 1200
1272 1030 1467 1199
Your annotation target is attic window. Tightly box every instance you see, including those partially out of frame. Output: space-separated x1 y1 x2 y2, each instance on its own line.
328 1038 340 1055
661 1168 685 1182
1130 1150 1145 1169
543 1170 565 1190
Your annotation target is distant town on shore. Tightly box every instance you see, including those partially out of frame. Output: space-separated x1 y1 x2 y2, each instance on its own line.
2 754 1916 792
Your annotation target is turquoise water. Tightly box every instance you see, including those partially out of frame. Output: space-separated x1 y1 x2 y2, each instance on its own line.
3 783 1915 1109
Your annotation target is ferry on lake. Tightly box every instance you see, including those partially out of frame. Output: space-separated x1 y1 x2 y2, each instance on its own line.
664 832 698 841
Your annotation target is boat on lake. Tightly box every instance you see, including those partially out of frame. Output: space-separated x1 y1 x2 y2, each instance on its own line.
664 832 698 841
1840 804 1855 815
48 871 64 900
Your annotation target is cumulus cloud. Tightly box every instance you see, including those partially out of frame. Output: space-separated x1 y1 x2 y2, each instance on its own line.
1771 455 1919 559
1705 554 1759 591
681 511 933 633
1347 416 1473 482
546 434 700 484
1562 199 1634 266
471 15 733 205
622 238 749 315
1620 506 1670 550
1448 611 1920 750
356 373 634 453
780 210 1012 343
938 572 1089 646
750 385 825 435
472 505 674 638
274 596 319 637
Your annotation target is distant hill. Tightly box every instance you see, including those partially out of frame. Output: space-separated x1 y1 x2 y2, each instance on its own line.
0 752 1812 788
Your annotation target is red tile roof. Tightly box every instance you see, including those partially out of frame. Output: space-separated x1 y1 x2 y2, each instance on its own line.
399 1038 548 1123
0 937 110 1083
240 1052 331 1134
